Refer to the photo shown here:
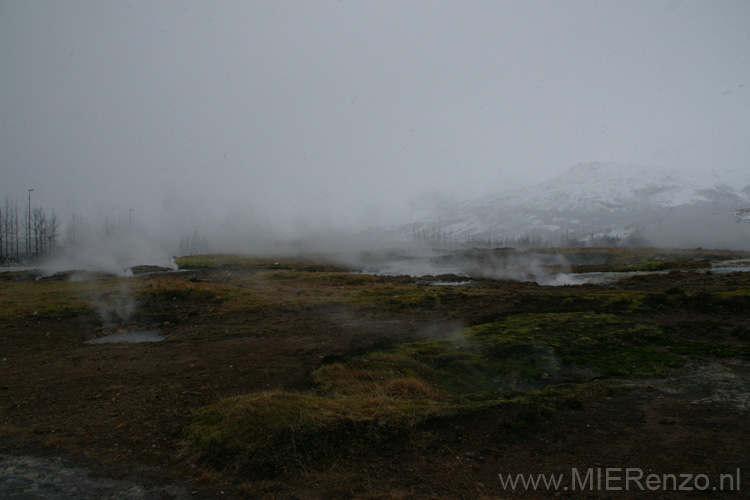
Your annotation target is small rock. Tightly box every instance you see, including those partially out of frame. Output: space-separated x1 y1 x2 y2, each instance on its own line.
659 416 676 425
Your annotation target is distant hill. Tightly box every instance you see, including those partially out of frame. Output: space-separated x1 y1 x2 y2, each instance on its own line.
374 162 750 248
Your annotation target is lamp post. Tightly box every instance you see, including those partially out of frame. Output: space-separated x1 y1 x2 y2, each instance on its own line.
27 189 33 258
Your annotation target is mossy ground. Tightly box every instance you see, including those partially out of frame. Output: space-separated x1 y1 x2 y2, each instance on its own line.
180 250 749 482
3 247 749 499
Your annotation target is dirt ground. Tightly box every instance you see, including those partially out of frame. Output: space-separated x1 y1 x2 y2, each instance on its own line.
1 255 749 499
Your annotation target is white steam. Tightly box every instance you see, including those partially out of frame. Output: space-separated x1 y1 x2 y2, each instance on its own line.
636 208 750 250
40 230 176 277
94 281 136 324
341 247 577 286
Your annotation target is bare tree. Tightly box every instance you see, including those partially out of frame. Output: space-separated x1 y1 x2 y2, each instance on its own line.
31 207 47 257
179 231 210 256
65 214 88 247
29 206 60 258
14 203 20 261
48 211 60 252
1 197 22 263
2 197 10 261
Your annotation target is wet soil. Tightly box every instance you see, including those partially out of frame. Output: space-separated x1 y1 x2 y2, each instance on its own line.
1 257 749 499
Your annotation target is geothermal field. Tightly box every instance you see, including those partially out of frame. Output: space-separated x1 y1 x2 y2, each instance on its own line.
4 2 750 498
1 247 749 499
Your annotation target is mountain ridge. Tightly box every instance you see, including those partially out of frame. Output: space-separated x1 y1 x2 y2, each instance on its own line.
378 162 750 248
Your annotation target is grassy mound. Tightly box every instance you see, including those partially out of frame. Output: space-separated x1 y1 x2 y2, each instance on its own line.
185 365 449 476
185 311 688 475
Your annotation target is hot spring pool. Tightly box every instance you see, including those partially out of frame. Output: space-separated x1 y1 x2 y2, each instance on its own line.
86 330 165 344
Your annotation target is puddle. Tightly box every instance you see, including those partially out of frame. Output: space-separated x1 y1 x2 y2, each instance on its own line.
710 259 750 274
563 270 676 285
0 454 187 499
354 256 750 286
86 330 165 344
565 260 750 285
639 359 750 412
429 280 474 286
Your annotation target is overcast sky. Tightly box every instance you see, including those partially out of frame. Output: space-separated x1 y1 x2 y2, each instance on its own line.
1 0 749 240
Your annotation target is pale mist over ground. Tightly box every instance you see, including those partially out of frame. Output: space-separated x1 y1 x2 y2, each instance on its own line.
2 1 749 269
38 229 177 277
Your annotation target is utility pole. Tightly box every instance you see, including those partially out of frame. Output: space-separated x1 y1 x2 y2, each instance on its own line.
27 189 33 258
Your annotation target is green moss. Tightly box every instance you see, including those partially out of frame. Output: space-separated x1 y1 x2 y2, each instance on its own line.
469 312 680 377
184 310 692 475
186 343 618 476
368 340 503 394
664 341 750 358
718 288 750 312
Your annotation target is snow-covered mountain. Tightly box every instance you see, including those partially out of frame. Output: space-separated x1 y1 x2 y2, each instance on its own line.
379 162 750 248
503 162 749 212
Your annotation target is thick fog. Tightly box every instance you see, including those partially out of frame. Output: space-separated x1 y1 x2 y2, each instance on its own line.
2 1 749 253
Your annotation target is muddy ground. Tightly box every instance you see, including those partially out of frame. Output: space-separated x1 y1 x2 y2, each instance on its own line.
1 250 749 499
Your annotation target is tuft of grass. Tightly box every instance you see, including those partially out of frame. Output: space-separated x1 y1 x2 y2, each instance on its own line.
185 371 449 476
364 339 508 395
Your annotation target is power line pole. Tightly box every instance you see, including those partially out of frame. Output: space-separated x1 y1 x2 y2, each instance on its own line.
27 189 33 259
